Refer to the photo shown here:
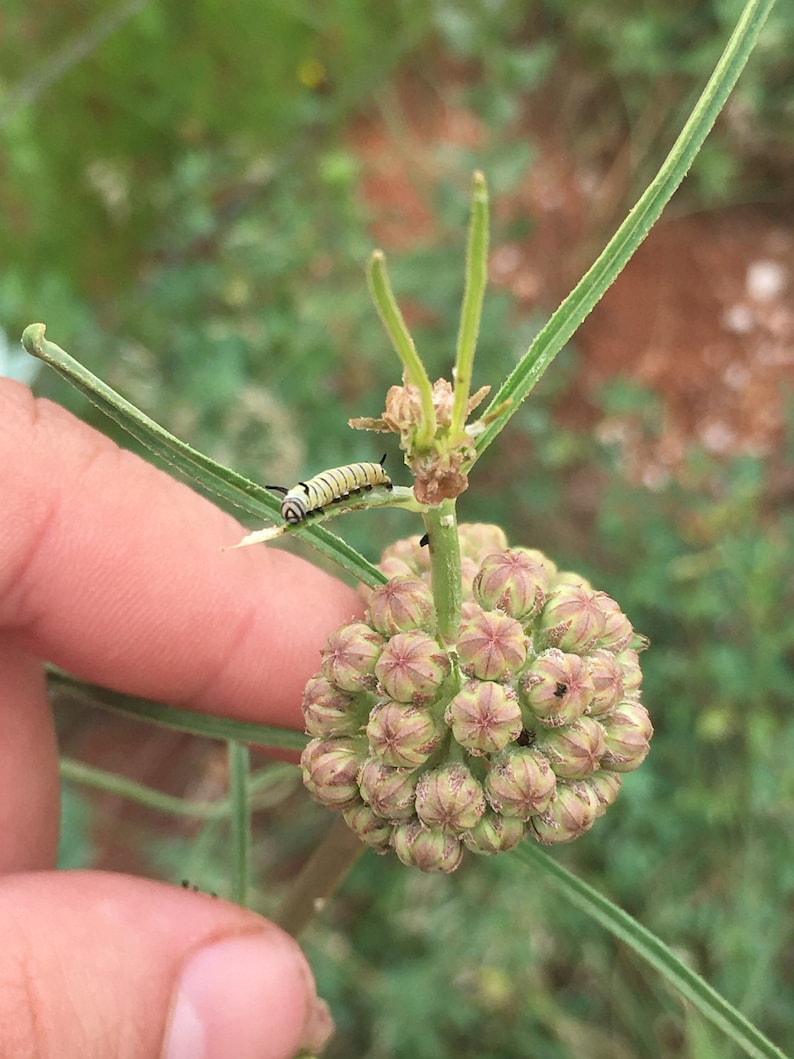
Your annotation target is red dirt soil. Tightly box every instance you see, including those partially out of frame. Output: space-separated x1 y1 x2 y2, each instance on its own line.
351 81 794 487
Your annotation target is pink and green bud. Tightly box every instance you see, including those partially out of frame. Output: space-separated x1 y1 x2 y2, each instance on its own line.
458 523 508 564
375 630 451 704
391 820 463 873
594 592 634 652
473 549 549 621
378 556 418 581
456 609 528 681
549 569 591 592
462 811 526 855
321 622 384 693
615 648 643 697
530 781 599 844
484 746 557 819
301 675 362 737
342 802 394 851
517 547 557 580
583 771 623 818
600 702 653 772
459 557 480 600
378 535 428 577
366 701 441 767
358 758 418 820
518 649 595 727
539 586 607 653
535 717 607 780
584 649 625 717
444 680 523 755
300 737 365 810
414 763 486 832
366 575 437 636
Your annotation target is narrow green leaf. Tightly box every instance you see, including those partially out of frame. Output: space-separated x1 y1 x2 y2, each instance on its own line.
472 0 777 464
228 741 252 907
60 757 226 818
48 667 308 751
21 324 385 588
516 844 788 1059
451 170 489 435
366 251 436 445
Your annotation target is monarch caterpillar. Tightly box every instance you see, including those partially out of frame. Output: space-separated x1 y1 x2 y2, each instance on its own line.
267 455 392 525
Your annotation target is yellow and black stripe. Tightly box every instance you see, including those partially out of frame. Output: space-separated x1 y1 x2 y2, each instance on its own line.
268 455 392 525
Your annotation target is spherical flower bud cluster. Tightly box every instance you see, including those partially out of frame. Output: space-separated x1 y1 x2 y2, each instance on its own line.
300 524 651 873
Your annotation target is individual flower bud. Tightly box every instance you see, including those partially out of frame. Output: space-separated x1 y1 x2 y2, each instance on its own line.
473 550 549 621
584 649 625 717
391 819 463 873
517 547 557 580
300 737 364 810
460 598 484 623
600 701 653 772
615 648 643 697
366 575 437 636
484 746 557 819
342 802 394 851
375 630 451 704
530 781 600 844
366 701 441 767
458 523 508 564
549 570 592 591
535 717 607 780
379 535 428 576
539 586 607 653
456 609 527 681
460 557 480 601
302 675 363 737
414 763 486 832
583 771 623 818
462 811 526 855
358 758 418 820
322 623 384 693
593 592 635 652
378 556 418 581
518 649 595 727
444 680 523 755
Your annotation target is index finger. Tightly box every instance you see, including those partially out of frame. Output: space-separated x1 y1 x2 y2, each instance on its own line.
0 380 363 729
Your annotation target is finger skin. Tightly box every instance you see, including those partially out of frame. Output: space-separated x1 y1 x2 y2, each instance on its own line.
0 871 316 1059
0 378 364 870
0 379 363 725
0 645 59 871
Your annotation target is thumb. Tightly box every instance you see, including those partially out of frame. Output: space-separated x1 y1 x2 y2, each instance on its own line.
0 871 331 1059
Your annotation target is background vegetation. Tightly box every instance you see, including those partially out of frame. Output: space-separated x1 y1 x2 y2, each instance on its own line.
2 2 793 1056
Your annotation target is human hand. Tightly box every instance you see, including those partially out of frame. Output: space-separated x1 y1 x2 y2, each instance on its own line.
0 378 360 1058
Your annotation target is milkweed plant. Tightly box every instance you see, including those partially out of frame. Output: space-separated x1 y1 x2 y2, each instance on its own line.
22 2 785 1056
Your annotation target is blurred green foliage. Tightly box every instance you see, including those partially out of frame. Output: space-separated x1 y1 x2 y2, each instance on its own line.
5 1 794 1056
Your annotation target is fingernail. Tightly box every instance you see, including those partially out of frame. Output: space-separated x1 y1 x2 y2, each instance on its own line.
163 931 317 1059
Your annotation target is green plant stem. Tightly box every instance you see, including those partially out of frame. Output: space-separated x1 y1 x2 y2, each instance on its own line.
276 816 365 937
366 250 437 446
516 844 787 1059
470 0 778 465
423 500 462 643
451 170 489 436
228 741 251 907
59 757 226 817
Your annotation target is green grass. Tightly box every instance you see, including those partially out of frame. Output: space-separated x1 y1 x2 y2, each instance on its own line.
6 2 794 1055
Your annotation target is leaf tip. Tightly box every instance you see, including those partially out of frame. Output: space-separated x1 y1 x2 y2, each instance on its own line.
21 323 46 357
